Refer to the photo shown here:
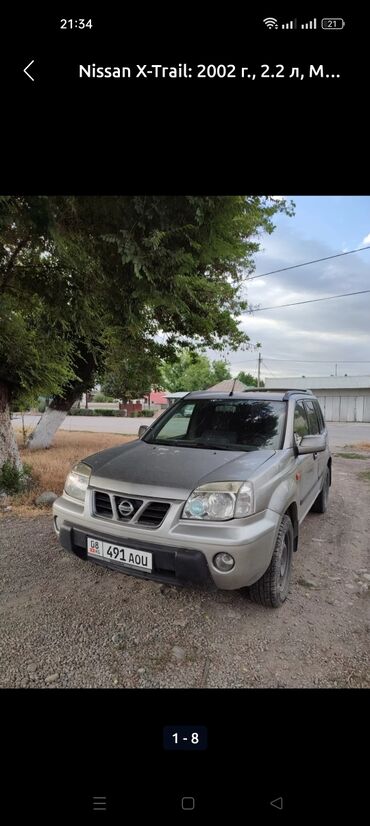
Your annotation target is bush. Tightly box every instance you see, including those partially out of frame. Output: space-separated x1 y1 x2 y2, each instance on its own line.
142 409 155 417
93 393 114 402
0 461 33 494
68 409 124 417
69 409 95 416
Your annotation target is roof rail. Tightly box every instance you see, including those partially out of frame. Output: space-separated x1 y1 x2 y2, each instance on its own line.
282 389 311 400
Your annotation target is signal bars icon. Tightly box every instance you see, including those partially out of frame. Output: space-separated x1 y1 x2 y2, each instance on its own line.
281 18 297 29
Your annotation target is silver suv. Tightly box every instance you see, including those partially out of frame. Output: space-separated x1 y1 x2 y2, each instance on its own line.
53 390 331 608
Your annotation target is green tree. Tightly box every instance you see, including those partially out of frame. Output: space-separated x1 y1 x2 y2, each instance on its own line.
0 198 78 466
209 360 232 385
160 350 212 391
1 195 292 461
236 371 261 387
100 336 164 401
160 350 231 391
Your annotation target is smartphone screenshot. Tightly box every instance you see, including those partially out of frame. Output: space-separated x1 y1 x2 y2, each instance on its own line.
0 9 368 821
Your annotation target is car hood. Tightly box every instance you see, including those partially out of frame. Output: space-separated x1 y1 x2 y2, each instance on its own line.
83 440 276 499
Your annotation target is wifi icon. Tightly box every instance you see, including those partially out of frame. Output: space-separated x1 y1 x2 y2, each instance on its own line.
263 17 278 29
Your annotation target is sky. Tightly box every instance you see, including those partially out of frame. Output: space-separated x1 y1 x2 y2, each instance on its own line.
213 196 370 381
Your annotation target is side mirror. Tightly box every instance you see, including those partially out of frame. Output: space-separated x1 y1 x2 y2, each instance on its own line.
138 425 149 438
297 434 326 454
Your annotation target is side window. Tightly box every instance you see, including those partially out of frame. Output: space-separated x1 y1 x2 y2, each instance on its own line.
304 400 320 435
293 401 309 441
313 400 325 432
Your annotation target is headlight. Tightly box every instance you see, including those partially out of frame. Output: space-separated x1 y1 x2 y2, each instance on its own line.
64 462 91 501
182 481 254 521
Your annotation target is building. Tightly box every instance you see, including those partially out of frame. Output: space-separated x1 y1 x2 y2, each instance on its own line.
264 376 370 422
143 391 168 410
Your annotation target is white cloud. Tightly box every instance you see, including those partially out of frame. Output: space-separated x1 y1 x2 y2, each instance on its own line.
361 232 370 245
207 223 370 380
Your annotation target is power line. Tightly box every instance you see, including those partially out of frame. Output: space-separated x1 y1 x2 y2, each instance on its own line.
249 245 370 280
244 288 370 313
229 356 370 365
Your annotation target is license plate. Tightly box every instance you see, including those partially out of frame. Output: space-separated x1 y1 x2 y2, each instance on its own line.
87 538 152 571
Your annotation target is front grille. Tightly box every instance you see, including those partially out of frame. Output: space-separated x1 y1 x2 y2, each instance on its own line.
114 496 143 521
94 492 113 517
93 490 171 527
138 501 171 526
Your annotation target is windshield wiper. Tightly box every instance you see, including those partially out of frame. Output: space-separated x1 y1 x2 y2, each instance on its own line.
147 439 252 451
146 439 194 447
188 442 241 451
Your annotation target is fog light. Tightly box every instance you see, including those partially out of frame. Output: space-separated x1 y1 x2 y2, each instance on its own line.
213 552 235 572
54 517 60 534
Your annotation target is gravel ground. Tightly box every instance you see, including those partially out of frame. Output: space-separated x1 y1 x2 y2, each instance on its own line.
0 454 369 689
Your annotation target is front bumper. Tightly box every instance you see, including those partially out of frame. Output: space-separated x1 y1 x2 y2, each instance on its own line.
53 493 281 590
58 523 213 587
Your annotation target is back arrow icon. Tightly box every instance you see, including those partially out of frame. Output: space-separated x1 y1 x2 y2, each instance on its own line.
270 797 283 810
23 60 35 81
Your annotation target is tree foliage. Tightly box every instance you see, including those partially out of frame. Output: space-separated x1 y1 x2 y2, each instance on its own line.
160 349 232 392
1 195 292 458
236 371 264 388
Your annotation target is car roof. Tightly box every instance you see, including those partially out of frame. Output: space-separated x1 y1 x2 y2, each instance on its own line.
182 390 316 402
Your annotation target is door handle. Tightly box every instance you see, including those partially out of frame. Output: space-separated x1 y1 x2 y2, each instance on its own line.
313 452 318 459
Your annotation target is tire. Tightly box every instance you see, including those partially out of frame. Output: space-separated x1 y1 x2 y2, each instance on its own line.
247 514 293 608
311 466 330 514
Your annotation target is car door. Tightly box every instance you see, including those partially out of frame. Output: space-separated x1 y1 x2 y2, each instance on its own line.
293 400 319 516
306 399 327 486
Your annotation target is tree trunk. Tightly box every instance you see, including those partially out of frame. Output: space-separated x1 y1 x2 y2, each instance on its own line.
0 381 22 471
27 347 98 451
27 388 80 451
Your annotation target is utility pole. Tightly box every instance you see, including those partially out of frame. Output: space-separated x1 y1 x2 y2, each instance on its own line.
335 363 338 377
257 352 261 388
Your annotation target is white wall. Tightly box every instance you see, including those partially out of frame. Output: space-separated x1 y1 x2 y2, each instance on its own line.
315 391 370 422
265 376 370 391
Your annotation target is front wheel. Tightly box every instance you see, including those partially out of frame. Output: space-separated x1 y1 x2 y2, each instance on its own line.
247 514 293 608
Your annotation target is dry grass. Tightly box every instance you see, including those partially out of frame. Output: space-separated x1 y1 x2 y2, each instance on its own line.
9 431 136 516
352 442 370 451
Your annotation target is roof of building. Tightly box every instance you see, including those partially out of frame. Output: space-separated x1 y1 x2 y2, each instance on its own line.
265 375 370 391
206 379 248 392
145 391 167 404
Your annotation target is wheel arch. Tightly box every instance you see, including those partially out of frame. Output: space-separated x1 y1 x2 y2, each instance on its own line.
285 501 299 551
327 456 332 486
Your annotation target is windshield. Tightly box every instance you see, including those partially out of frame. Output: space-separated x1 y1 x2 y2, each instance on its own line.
144 398 287 451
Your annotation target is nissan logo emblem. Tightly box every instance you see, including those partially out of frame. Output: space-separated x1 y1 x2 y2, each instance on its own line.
118 500 135 517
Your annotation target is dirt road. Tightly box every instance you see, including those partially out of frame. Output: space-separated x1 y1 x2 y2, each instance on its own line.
0 454 368 688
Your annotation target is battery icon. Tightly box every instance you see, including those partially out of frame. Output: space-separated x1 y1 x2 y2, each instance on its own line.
321 18 345 29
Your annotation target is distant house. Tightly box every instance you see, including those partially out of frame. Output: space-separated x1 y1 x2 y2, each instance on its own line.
264 375 370 422
143 391 168 410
